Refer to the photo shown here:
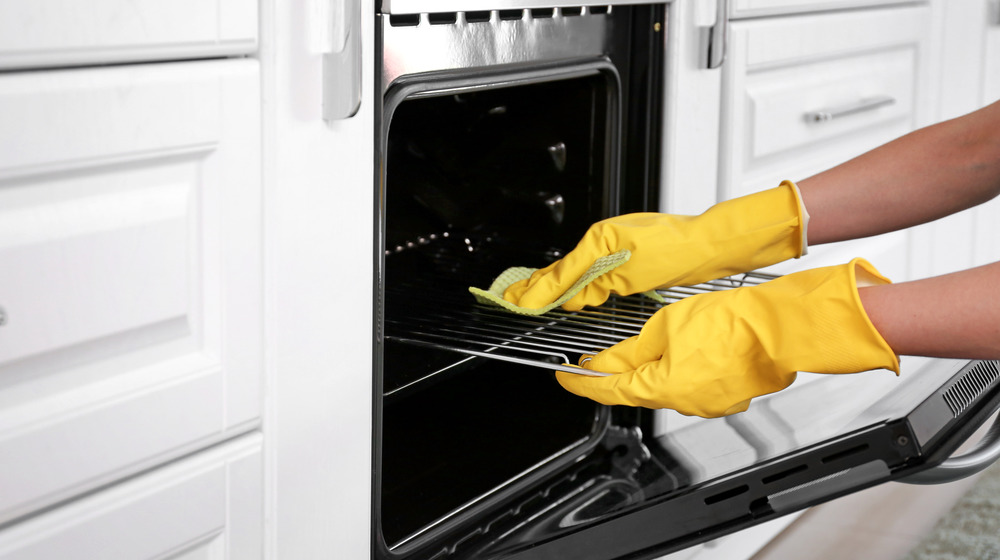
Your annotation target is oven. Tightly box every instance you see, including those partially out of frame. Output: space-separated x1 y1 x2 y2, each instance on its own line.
372 3 1000 559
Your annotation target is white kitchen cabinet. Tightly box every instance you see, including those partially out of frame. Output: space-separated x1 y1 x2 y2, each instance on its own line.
715 4 931 282
0 0 257 70
719 5 931 200
0 434 262 560
0 59 262 526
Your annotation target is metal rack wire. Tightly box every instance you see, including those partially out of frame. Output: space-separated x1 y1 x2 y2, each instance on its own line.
384 248 775 377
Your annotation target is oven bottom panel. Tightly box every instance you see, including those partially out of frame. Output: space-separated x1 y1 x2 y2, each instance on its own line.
379 359 604 550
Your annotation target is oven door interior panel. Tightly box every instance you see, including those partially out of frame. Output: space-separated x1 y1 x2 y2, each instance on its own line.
485 358 1000 560
373 5 1000 559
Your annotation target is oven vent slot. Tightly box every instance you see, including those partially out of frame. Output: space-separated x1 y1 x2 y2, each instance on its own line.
385 267 772 377
499 9 524 20
465 10 492 23
428 11 458 24
389 13 420 26
387 6 611 27
704 484 749 505
942 360 1000 417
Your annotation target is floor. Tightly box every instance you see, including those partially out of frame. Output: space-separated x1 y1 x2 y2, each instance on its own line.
750 473 982 560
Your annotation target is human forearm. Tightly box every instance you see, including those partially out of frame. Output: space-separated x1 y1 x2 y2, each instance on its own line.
859 261 1000 359
798 101 1000 245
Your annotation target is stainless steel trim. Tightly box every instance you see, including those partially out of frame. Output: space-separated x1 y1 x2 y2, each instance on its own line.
804 95 896 123
382 8 613 91
382 0 665 15
901 411 1000 485
705 0 729 69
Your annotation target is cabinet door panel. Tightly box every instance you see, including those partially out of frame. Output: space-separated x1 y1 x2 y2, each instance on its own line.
745 49 915 164
0 435 262 560
0 0 257 70
0 60 262 525
719 5 930 199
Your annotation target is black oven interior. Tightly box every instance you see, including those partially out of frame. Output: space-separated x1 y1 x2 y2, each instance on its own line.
379 73 624 555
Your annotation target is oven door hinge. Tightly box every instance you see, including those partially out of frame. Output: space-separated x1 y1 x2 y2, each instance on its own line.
601 425 652 478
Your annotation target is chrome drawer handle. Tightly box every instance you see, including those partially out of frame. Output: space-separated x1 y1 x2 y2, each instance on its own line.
804 95 896 123
0 306 5 326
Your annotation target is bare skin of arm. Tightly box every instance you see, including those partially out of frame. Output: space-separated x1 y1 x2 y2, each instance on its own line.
859 262 1000 360
796 101 1000 359
798 100 1000 245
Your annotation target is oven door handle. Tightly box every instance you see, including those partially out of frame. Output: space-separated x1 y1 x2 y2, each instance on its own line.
706 0 730 69
900 412 1000 485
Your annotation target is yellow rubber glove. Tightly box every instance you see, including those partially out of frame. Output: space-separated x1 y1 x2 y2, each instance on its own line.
557 258 900 418
503 181 808 311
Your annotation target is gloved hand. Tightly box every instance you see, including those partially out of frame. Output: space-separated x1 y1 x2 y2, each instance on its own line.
557 258 900 418
503 181 808 311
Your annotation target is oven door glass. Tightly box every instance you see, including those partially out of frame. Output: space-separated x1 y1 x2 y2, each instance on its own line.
475 357 1000 560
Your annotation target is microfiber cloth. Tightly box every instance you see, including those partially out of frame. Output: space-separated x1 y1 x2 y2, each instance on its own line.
469 249 666 315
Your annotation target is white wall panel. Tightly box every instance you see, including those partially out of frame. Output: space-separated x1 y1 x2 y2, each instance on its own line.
261 0 375 557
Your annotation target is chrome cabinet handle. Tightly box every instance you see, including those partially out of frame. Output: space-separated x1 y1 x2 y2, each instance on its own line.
804 95 895 123
901 412 1000 485
706 0 730 69
312 0 362 121
0 306 6 326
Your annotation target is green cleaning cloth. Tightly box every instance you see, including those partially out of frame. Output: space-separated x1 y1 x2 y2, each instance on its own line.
469 249 666 315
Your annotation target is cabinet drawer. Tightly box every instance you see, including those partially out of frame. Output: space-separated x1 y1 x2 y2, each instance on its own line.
745 49 915 168
0 60 262 525
0 435 262 560
731 0 913 19
0 0 257 70
719 5 931 198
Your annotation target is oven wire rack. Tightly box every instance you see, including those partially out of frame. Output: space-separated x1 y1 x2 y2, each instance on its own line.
385 270 775 377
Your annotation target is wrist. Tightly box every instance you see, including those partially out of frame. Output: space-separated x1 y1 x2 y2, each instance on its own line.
780 179 810 258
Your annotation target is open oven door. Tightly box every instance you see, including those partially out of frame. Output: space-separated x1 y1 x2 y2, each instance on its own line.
385 260 1000 560
464 357 1000 560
